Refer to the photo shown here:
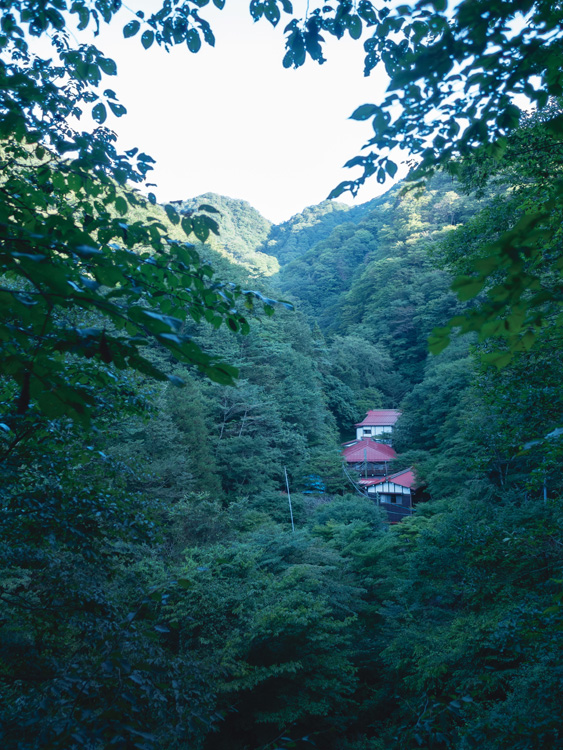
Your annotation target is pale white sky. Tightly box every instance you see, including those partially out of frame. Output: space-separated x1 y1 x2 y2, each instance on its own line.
82 3 406 223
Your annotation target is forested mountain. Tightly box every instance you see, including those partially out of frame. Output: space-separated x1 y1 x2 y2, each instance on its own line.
172 193 279 276
259 196 381 266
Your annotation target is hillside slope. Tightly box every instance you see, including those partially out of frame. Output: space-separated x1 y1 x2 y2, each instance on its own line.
173 192 279 276
259 195 389 265
272 172 484 386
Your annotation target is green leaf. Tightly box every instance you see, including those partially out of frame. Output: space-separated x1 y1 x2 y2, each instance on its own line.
513 331 536 351
348 15 362 40
181 216 193 236
115 196 128 216
473 256 501 274
350 103 378 121
290 30 306 66
498 103 521 130
108 100 127 117
481 351 513 369
203 215 219 235
98 56 117 75
141 30 154 49
328 181 353 199
165 204 180 225
123 20 141 38
206 363 238 385
75 7 90 30
428 326 451 355
192 215 210 242
358 1 377 24
451 275 485 301
545 113 563 139
186 28 201 53
264 0 281 26
250 0 264 20
92 103 107 124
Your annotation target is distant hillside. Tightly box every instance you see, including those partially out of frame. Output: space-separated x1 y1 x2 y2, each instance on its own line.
172 193 279 276
272 172 487 386
260 195 392 266
171 190 401 277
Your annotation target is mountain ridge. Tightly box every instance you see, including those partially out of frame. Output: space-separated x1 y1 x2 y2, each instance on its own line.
173 189 400 276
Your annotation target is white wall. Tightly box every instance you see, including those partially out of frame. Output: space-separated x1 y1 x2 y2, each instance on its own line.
356 425 393 440
367 483 411 505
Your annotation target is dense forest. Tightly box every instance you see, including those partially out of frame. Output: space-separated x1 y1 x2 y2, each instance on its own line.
2 2 563 749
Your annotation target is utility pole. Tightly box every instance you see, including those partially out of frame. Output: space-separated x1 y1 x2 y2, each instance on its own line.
284 466 295 533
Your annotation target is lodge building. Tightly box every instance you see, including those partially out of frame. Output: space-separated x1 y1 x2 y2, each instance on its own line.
354 409 401 442
342 409 418 523
341 437 397 477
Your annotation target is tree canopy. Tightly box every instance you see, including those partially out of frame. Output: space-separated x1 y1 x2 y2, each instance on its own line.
0 0 295 423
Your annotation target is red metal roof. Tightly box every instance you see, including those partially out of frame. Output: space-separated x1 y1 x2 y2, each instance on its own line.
359 468 416 488
355 409 401 427
341 439 397 463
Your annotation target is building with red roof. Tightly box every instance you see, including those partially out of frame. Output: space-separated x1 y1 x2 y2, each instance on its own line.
342 410 421 524
359 468 417 523
341 438 397 477
355 409 401 442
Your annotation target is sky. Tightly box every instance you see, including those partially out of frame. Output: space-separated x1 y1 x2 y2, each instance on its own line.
80 3 406 223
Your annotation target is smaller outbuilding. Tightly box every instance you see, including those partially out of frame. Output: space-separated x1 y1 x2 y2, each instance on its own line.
359 468 416 523
355 409 401 442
